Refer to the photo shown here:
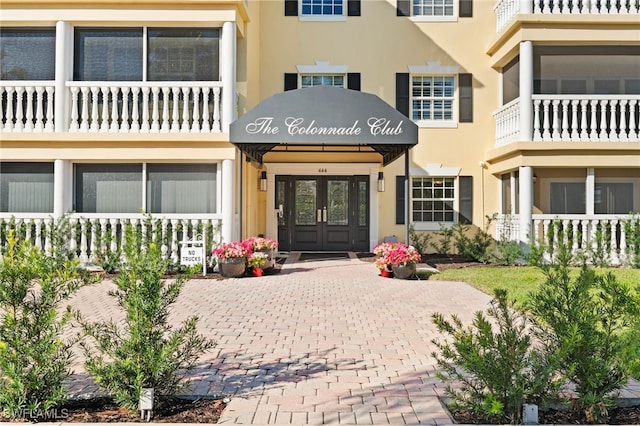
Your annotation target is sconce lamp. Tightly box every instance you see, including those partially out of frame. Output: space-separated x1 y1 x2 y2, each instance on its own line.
260 171 267 192
377 172 385 192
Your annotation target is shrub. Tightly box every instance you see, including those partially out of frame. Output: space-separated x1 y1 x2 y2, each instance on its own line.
453 220 493 263
409 224 431 256
79 225 214 410
0 231 87 418
526 235 639 423
623 213 640 268
431 225 455 256
432 288 561 424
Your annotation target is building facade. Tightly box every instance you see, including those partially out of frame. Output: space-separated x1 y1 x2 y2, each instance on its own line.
1 0 639 263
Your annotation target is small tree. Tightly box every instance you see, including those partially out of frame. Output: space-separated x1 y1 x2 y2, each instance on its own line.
527 234 639 423
0 231 87 418
432 289 561 424
79 224 214 410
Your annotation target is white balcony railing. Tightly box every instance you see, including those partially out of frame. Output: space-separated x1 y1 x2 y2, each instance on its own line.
495 213 638 265
1 81 224 134
494 95 640 146
496 0 640 31
0 213 222 267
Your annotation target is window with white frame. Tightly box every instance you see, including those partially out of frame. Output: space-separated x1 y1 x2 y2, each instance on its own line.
412 177 455 222
301 74 345 88
301 0 344 16
413 0 454 17
411 75 455 122
74 27 220 82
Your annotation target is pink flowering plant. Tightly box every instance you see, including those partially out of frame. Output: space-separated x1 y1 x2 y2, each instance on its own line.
212 241 251 261
373 242 421 268
245 236 279 251
386 243 421 266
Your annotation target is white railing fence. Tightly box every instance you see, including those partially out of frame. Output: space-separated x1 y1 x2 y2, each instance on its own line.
1 82 55 132
495 213 639 265
496 0 640 31
494 95 640 145
532 95 640 142
1 81 224 134
0 214 223 268
494 98 521 147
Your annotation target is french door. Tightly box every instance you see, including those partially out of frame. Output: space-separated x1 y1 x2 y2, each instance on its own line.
275 175 369 252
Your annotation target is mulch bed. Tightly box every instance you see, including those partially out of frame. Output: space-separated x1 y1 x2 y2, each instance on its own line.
450 404 640 424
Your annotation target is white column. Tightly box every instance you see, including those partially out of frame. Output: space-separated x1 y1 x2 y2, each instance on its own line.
586 168 595 215
521 0 533 14
519 166 533 246
221 159 234 244
519 41 534 142
54 21 71 132
221 22 237 132
53 159 66 218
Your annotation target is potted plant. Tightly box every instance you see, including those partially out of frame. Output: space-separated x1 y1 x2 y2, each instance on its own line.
247 252 269 277
383 243 421 279
244 236 278 270
373 242 398 278
212 241 251 278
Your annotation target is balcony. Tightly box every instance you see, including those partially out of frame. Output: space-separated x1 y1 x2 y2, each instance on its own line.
1 81 224 134
495 0 640 31
494 95 640 147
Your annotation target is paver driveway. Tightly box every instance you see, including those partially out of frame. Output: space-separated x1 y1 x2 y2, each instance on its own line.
64 254 497 424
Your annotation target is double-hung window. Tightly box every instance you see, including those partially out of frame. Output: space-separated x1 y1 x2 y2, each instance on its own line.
412 177 455 222
411 75 455 124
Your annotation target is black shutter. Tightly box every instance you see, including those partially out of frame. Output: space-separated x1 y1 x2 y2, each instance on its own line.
459 73 473 123
397 0 411 16
459 176 473 224
284 0 298 16
396 175 406 225
459 0 473 17
284 73 298 91
348 0 361 16
396 73 410 118
347 73 361 91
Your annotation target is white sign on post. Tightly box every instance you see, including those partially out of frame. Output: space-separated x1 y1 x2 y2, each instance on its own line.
179 235 206 276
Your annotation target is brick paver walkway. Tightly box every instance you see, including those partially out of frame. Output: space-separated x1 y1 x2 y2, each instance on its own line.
64 253 640 425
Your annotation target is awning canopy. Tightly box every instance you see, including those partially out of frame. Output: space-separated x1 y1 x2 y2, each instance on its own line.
229 86 418 165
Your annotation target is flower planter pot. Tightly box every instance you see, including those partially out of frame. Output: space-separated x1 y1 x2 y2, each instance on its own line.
392 263 416 280
219 257 246 278
380 268 393 278
251 267 264 277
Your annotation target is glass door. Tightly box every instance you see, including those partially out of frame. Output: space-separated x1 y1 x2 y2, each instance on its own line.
275 175 369 252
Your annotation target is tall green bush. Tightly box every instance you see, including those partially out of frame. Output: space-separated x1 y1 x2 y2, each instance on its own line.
431 289 561 424
79 224 214 410
0 231 87 418
527 235 639 423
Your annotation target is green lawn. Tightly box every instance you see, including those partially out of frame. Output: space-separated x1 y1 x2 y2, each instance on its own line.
430 265 640 306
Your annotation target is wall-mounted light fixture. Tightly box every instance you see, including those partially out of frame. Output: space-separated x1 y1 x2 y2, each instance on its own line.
377 172 385 192
260 171 267 192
